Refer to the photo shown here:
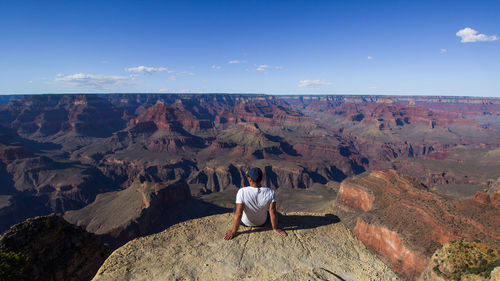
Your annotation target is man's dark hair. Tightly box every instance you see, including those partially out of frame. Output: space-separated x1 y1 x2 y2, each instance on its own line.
246 167 263 183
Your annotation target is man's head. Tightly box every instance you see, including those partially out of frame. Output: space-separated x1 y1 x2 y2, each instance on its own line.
246 167 263 185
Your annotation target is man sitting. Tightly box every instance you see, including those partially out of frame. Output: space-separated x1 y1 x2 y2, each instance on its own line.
224 167 287 240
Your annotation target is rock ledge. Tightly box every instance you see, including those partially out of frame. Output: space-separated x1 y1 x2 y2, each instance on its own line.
93 212 399 281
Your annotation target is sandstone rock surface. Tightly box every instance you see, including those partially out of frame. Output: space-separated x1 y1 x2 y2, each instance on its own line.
93 212 399 281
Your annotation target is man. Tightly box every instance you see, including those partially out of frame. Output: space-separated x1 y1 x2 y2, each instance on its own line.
224 167 287 240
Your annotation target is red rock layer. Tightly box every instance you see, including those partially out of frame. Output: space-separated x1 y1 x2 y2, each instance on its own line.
354 218 428 280
334 170 500 281
337 183 374 211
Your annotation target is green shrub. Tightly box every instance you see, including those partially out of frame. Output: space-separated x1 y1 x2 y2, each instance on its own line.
0 249 28 281
468 259 500 278
45 217 52 229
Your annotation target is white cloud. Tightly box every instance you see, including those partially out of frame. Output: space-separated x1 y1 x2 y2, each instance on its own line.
256 64 269 71
440 48 448 53
367 56 374 60
54 73 130 89
180 89 192 93
255 64 283 72
158 88 169 93
125 65 173 74
211 65 222 69
297 79 332 88
169 71 194 81
228 60 246 64
456 27 499 43
28 80 33 84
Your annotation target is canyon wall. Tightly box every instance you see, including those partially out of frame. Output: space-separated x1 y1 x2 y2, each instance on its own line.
333 170 500 280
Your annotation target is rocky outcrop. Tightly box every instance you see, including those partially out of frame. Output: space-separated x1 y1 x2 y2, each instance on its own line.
337 182 374 211
485 179 500 208
92 212 399 281
97 156 197 188
418 239 500 281
333 170 500 281
189 162 320 192
64 178 191 247
0 214 109 281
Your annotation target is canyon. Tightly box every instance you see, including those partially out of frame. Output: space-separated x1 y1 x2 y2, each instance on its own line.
0 93 499 280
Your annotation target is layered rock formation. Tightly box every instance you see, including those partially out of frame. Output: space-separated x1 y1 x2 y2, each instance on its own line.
0 214 109 281
92 212 399 281
333 170 500 281
1 93 500 246
0 124 119 232
64 178 191 247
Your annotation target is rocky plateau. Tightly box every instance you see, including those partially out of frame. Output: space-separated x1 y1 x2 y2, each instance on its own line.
92 212 400 281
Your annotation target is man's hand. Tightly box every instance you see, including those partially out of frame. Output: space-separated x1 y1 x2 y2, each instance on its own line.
225 203 243 240
224 230 236 240
273 228 287 237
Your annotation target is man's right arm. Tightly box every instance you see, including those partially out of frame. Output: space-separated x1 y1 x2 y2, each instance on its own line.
269 202 287 237
224 203 243 240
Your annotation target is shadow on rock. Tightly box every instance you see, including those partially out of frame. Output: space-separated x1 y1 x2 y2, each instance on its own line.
238 213 340 236
97 198 232 249
280 213 340 231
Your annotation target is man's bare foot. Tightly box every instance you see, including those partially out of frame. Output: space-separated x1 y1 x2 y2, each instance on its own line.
224 230 236 240
273 229 287 237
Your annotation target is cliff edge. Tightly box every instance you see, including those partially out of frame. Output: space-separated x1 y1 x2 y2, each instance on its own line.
0 214 109 281
64 178 192 247
92 212 399 281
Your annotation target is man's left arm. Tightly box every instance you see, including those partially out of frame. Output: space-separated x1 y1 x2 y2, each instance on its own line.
269 202 287 237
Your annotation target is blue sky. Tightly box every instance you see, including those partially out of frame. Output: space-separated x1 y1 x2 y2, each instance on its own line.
0 0 499 96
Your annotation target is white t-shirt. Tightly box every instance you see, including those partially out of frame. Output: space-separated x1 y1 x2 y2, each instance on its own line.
236 186 276 226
